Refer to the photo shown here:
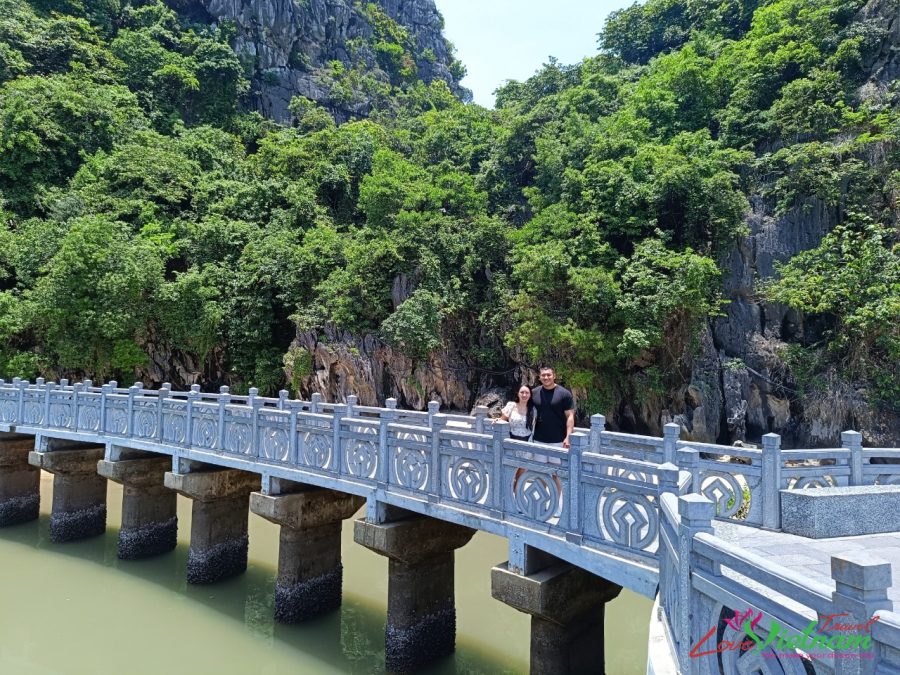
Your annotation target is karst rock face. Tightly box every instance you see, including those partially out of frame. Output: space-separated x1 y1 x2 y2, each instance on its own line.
192 0 466 122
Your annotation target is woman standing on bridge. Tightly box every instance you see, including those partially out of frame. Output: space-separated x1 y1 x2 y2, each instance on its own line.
499 385 536 441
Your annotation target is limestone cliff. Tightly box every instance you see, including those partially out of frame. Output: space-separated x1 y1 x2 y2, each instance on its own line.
206 0 897 448
186 0 467 122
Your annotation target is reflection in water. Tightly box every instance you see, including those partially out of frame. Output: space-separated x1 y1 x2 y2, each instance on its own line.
0 473 649 674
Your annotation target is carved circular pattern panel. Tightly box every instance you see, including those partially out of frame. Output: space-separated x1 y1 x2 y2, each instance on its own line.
447 457 488 503
164 415 185 444
395 448 428 489
302 433 332 469
50 403 73 428
346 440 377 478
0 400 16 423
24 402 43 425
514 471 560 522
136 410 157 438
262 428 289 461
601 490 658 550
106 408 127 434
700 472 745 519
193 417 217 449
78 405 100 432
226 422 252 454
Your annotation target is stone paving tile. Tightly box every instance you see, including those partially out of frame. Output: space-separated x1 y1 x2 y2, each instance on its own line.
765 553 827 568
805 539 868 553
804 563 833 579
859 546 900 560
762 542 827 556
711 520 900 612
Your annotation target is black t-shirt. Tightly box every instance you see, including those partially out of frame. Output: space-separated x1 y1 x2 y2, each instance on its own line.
531 385 575 443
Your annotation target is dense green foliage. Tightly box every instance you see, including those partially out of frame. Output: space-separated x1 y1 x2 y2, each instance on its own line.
0 0 897 418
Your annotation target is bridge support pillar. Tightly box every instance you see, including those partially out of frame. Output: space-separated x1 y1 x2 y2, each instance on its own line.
164 466 260 584
250 484 364 622
492 561 622 674
0 433 40 526
28 444 106 542
98 453 177 560
354 513 476 672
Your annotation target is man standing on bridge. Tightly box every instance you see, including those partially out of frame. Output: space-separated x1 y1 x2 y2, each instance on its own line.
531 366 575 449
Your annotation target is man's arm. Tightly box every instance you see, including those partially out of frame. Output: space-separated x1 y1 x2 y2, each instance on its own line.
563 409 575 448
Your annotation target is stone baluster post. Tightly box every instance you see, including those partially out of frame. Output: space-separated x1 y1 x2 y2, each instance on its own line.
430 413 446 495
843 430 864 486
677 447 700 494
346 394 357 419
658 462 680 497
830 552 892 675
427 400 440 428
377 398 396 486
566 432 587 538
761 433 782 530
473 405 489 433
589 414 605 454
664 422 680 465
676 494 715 673
491 419 509 513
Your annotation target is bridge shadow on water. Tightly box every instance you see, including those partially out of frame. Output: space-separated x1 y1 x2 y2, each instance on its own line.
0 508 522 674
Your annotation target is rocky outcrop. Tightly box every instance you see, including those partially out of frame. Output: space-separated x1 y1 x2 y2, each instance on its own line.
189 0 467 122
855 0 900 102
288 325 519 411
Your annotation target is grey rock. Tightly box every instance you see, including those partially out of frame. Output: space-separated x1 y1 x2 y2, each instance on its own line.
195 0 468 123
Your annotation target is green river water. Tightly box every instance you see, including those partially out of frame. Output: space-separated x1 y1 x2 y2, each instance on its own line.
0 473 651 674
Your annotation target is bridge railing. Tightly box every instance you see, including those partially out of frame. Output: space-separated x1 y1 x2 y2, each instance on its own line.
5 378 899 537
660 492 900 674
580 415 900 529
1 378 693 581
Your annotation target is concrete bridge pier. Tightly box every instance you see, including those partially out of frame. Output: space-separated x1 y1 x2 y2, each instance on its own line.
0 433 40 526
28 442 107 542
250 480 364 622
164 462 260 584
355 507 476 672
98 450 177 560
492 554 622 674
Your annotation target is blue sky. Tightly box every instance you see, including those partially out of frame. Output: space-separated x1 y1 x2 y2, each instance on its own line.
435 0 630 107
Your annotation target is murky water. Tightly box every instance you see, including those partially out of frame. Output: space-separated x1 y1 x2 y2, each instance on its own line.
0 473 651 674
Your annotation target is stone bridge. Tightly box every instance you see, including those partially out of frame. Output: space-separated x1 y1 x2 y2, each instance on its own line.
0 378 899 674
